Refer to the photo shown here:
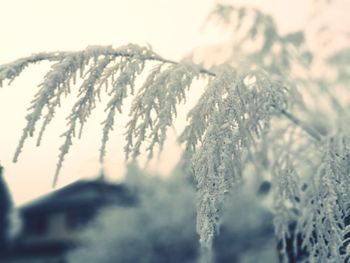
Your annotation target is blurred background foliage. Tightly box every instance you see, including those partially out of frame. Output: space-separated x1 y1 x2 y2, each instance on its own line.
67 162 277 263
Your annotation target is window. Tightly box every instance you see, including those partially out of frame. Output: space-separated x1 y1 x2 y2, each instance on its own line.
66 208 95 230
25 214 48 235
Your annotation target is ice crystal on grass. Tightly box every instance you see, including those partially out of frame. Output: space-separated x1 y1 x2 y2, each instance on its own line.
272 160 301 262
125 62 201 160
99 57 146 162
2 1 350 262
0 45 175 185
271 133 350 262
1 44 320 262
180 65 288 247
0 52 66 87
293 137 350 262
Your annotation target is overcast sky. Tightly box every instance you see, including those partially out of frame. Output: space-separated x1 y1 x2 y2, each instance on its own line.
0 0 341 205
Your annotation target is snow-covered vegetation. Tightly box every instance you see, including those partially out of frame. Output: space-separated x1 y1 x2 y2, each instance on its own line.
1 0 350 262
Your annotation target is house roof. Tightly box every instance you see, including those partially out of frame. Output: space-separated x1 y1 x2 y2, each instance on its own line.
20 179 136 215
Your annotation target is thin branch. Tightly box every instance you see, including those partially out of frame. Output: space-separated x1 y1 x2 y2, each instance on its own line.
279 108 322 141
190 66 323 142
0 45 322 171
0 47 215 87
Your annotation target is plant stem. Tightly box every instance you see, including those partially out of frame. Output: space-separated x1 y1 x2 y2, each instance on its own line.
279 108 322 141
1 48 321 142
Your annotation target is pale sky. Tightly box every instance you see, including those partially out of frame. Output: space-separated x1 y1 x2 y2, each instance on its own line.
0 0 216 205
0 0 343 205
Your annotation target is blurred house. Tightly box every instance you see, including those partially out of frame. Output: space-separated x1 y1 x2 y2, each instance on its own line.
0 177 136 263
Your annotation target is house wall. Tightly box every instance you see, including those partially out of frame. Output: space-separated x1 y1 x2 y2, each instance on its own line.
20 211 86 246
1 255 64 263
